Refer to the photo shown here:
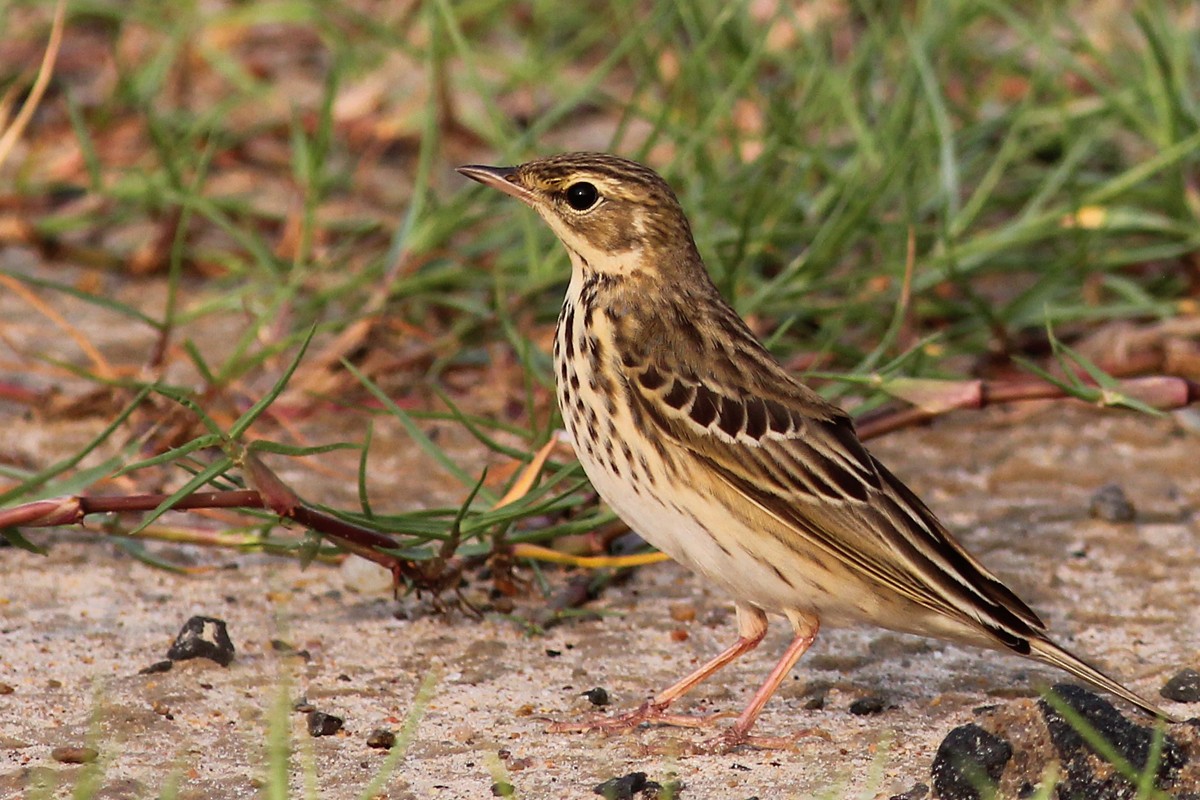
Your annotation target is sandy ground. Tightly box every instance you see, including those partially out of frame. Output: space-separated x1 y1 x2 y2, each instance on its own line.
2 403 1198 799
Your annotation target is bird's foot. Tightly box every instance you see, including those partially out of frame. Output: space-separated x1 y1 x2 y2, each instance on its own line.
698 729 796 753
680 725 830 755
547 702 728 733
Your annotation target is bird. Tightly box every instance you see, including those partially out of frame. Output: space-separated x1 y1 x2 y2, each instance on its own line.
457 152 1176 750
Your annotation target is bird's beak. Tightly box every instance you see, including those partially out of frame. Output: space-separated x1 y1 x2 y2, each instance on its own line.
456 164 537 206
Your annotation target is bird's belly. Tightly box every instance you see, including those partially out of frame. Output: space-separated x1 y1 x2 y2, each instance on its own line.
571 440 826 616
569 428 957 632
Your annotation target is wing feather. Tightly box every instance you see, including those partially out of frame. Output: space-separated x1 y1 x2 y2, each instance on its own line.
624 357 1046 643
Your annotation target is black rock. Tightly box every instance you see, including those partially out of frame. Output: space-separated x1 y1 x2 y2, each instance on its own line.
166 616 235 666
849 695 887 716
306 710 344 737
593 772 661 800
931 723 1012 800
583 687 611 706
1162 669 1200 703
1039 683 1186 792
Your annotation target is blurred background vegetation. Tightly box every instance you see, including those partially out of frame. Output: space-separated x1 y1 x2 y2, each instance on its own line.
1 0 1198 574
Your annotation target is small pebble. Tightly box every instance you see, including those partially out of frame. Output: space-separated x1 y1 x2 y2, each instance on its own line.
1088 484 1136 523
366 729 396 749
1162 668 1200 703
492 597 515 614
0 683 13 695
340 554 395 594
138 660 173 675
491 781 515 797
668 603 696 622
609 531 649 555
583 687 610 707
167 616 236 666
593 772 660 800
849 695 886 716
51 746 98 764
306 711 343 737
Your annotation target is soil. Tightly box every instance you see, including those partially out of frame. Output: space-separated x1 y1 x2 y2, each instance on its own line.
2 397 1198 798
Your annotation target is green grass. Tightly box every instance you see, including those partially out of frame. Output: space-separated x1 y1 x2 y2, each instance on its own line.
4 0 1195 558
1 0 1198 795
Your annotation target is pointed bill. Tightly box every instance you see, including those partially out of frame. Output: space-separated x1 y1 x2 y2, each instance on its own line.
456 164 537 206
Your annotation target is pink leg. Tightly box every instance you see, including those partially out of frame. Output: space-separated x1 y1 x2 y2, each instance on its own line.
704 609 821 751
549 604 769 733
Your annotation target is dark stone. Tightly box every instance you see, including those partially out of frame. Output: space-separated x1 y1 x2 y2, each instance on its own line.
1088 484 1136 522
610 531 649 554
138 660 173 675
1039 683 1186 793
365 728 395 749
931 723 1012 800
593 772 661 800
1162 669 1200 703
583 687 610 707
306 711 344 737
849 695 887 715
166 616 235 666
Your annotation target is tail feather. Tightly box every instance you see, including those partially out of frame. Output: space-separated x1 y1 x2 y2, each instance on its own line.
1028 637 1179 723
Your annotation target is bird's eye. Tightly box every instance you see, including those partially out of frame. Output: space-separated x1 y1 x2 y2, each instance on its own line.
565 182 600 211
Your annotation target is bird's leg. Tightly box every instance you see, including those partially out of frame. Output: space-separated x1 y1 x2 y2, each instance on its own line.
702 610 821 752
548 604 768 733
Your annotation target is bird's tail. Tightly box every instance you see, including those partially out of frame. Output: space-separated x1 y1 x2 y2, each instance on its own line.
1029 637 1179 723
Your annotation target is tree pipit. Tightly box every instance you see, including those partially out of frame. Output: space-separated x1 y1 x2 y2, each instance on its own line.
458 153 1177 751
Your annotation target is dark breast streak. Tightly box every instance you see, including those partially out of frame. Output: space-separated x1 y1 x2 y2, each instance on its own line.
556 273 681 493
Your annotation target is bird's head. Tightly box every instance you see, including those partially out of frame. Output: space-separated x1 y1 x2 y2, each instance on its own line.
457 152 702 280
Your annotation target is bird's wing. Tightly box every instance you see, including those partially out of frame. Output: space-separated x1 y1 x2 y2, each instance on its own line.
622 354 1046 648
